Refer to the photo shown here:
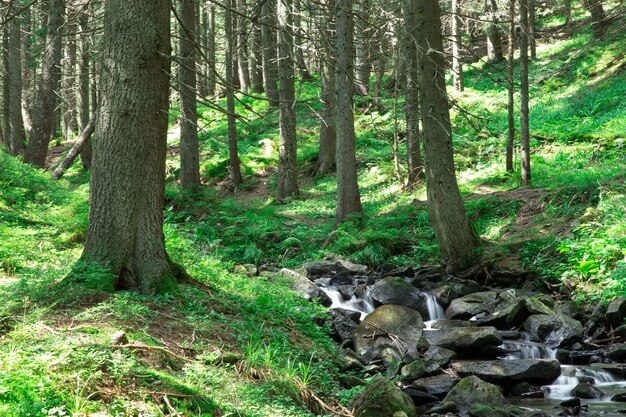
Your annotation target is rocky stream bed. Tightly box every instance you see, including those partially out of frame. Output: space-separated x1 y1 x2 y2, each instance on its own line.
256 259 626 417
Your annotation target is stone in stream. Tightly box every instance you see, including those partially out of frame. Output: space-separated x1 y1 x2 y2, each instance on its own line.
369 277 428 316
570 381 604 399
423 326 502 352
606 342 626 362
353 305 424 361
336 259 368 275
352 376 417 417
423 345 456 367
606 297 626 327
612 392 626 402
428 319 472 329
400 358 441 381
615 324 626 339
443 375 507 414
524 313 583 348
303 260 336 276
401 388 439 405
506 297 554 327
451 359 561 385
330 313 358 344
411 374 460 398
445 291 498 320
279 268 329 304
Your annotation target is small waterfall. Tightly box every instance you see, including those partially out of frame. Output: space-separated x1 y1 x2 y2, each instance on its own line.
544 365 624 400
501 340 556 360
423 292 445 321
320 287 375 321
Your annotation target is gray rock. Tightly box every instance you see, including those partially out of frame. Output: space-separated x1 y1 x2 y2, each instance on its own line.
336 259 368 275
433 277 483 306
332 308 361 322
331 314 358 344
423 326 502 351
607 297 626 327
570 382 604 399
590 363 626 378
524 314 583 348
402 388 439 405
353 305 424 361
612 392 626 402
412 374 460 398
382 347 403 377
352 376 417 417
615 324 626 339
606 343 626 362
451 359 561 385
428 319 472 329
555 300 582 319
279 268 321 300
424 346 456 367
369 277 428 315
336 349 364 372
506 297 554 327
446 291 498 320
400 359 441 381
443 376 507 414
303 260 336 276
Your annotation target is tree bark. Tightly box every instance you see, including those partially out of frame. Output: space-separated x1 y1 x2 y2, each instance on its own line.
506 0 515 173
52 112 96 180
404 0 423 185
225 0 243 186
236 0 251 91
529 0 536 59
293 0 312 81
317 0 336 175
179 0 201 188
21 5 33 134
1 26 10 146
519 0 531 185
262 0 280 106
9 13 26 155
588 0 606 38
25 0 65 168
415 0 477 272
335 0 363 223
277 0 299 199
80 0 176 293
486 0 504 62
250 14 265 93
354 0 370 95
207 4 217 98
78 4 92 170
452 0 464 92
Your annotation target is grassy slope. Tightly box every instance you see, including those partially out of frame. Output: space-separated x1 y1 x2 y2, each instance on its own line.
0 6 625 416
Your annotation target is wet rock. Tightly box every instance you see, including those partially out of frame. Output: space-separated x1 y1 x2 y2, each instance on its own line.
423 326 502 352
331 314 358 344
475 304 516 328
369 277 428 315
506 297 554 327
353 305 424 361
432 277 483 307
303 260 336 276
279 268 323 300
612 392 626 402
424 346 456 367
606 343 626 361
615 324 626 339
445 291 497 320
331 308 361 322
570 381 604 399
560 397 580 408
336 259 368 275
451 359 561 385
383 267 415 278
336 349 364 372
428 319 472 329
443 376 507 414
352 376 417 417
382 347 403 377
412 374 460 398
402 388 439 405
606 297 626 327
511 382 533 396
499 330 521 339
336 285 355 299
400 359 441 381
555 300 582 319
524 314 583 348
329 271 354 286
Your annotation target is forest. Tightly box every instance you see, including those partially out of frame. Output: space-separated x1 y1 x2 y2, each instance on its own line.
0 0 625 415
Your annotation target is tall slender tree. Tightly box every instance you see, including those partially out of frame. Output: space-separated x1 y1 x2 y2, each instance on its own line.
520 0 531 185
452 0 464 91
317 0 337 175
78 1 92 169
262 0 280 106
225 0 243 186
404 0 423 185
506 0 515 172
8 10 26 155
236 0 251 91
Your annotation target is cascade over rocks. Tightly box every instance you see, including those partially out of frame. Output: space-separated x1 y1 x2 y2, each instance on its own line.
369 277 428 315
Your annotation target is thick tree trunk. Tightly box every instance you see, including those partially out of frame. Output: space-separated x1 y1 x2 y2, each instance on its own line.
335 0 363 223
404 0 423 185
519 0 531 185
317 0 336 175
486 0 504 62
506 0 515 172
354 0 370 96
26 0 65 168
415 0 477 272
62 20 77 140
78 5 92 170
1 27 10 145
277 0 299 198
588 0 606 38
179 0 201 188
452 0 464 92
81 0 176 294
225 0 243 186
262 0 280 106
236 0 251 91
9 14 26 155
564 0 571 26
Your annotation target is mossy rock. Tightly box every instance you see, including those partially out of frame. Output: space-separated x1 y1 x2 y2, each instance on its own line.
443 375 506 414
353 376 417 417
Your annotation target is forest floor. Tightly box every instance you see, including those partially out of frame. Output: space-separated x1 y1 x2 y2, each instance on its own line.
1 6 626 417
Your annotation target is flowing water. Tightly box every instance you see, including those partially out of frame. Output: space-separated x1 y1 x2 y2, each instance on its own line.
320 287 375 321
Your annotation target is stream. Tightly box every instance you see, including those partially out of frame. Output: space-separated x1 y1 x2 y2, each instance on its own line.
319 282 626 416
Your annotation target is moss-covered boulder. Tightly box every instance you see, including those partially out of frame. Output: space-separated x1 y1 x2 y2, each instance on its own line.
352 376 417 417
443 376 506 415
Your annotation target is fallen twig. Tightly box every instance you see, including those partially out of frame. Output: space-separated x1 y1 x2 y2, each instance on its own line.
111 343 195 363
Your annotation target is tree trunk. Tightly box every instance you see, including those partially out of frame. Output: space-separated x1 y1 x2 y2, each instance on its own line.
9 13 26 155
588 0 606 38
52 112 96 180
81 0 176 294
21 5 33 134
354 0 370 95
452 0 464 91
78 4 92 170
236 0 251 91
519 0 531 185
486 0 504 62
335 0 363 223
25 0 65 168
225 0 243 186
179 0 201 188
564 0 571 26
277 0 299 199
62 19 77 140
1 26 10 145
262 0 280 106
317 0 336 175
529 0 536 59
293 0 312 81
251 16 265 93
415 0 477 272
207 4 217 98
506 0 515 173
404 0 423 185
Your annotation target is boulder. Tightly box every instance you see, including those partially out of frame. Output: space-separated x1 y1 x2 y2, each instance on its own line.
555 300 582 319
615 324 626 339
279 268 323 300
428 319 472 329
303 260 336 276
353 305 423 361
590 363 626 378
612 393 626 402
331 314 358 344
369 277 428 315
336 259 368 275
443 376 507 414
412 374 460 398
451 359 561 385
432 277 483 306
424 346 456 367
524 314 583 348
400 359 441 381
423 326 502 351
606 343 626 362
402 388 439 405
606 297 626 327
506 297 554 327
570 382 604 399
352 376 417 417
446 291 497 320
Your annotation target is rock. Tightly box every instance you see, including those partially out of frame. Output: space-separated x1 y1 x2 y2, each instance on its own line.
524 314 583 348
443 376 507 414
110 330 128 345
336 259 368 275
589 363 626 378
382 347 402 377
331 314 358 344
402 388 439 405
445 291 497 320
336 349 364 372
412 374 460 398
511 382 533 396
520 391 544 399
428 319 472 329
432 277 483 306
555 300 582 319
560 397 580 408
383 267 415 278
279 268 322 300
329 271 354 286
451 359 561 385
468 404 521 417
332 308 361 323
606 297 626 327
424 346 456 367
506 297 554 327
606 343 626 361
400 359 441 381
570 381 604 399
352 376 417 417
615 324 626 339
369 277 428 315
353 305 424 361
476 304 516 329
423 326 502 352
338 374 365 388
612 393 626 402
233 263 257 277
303 260 336 276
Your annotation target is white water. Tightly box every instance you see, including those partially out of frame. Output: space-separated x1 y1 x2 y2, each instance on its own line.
424 292 445 321
320 288 375 321
501 339 557 360
543 365 623 400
